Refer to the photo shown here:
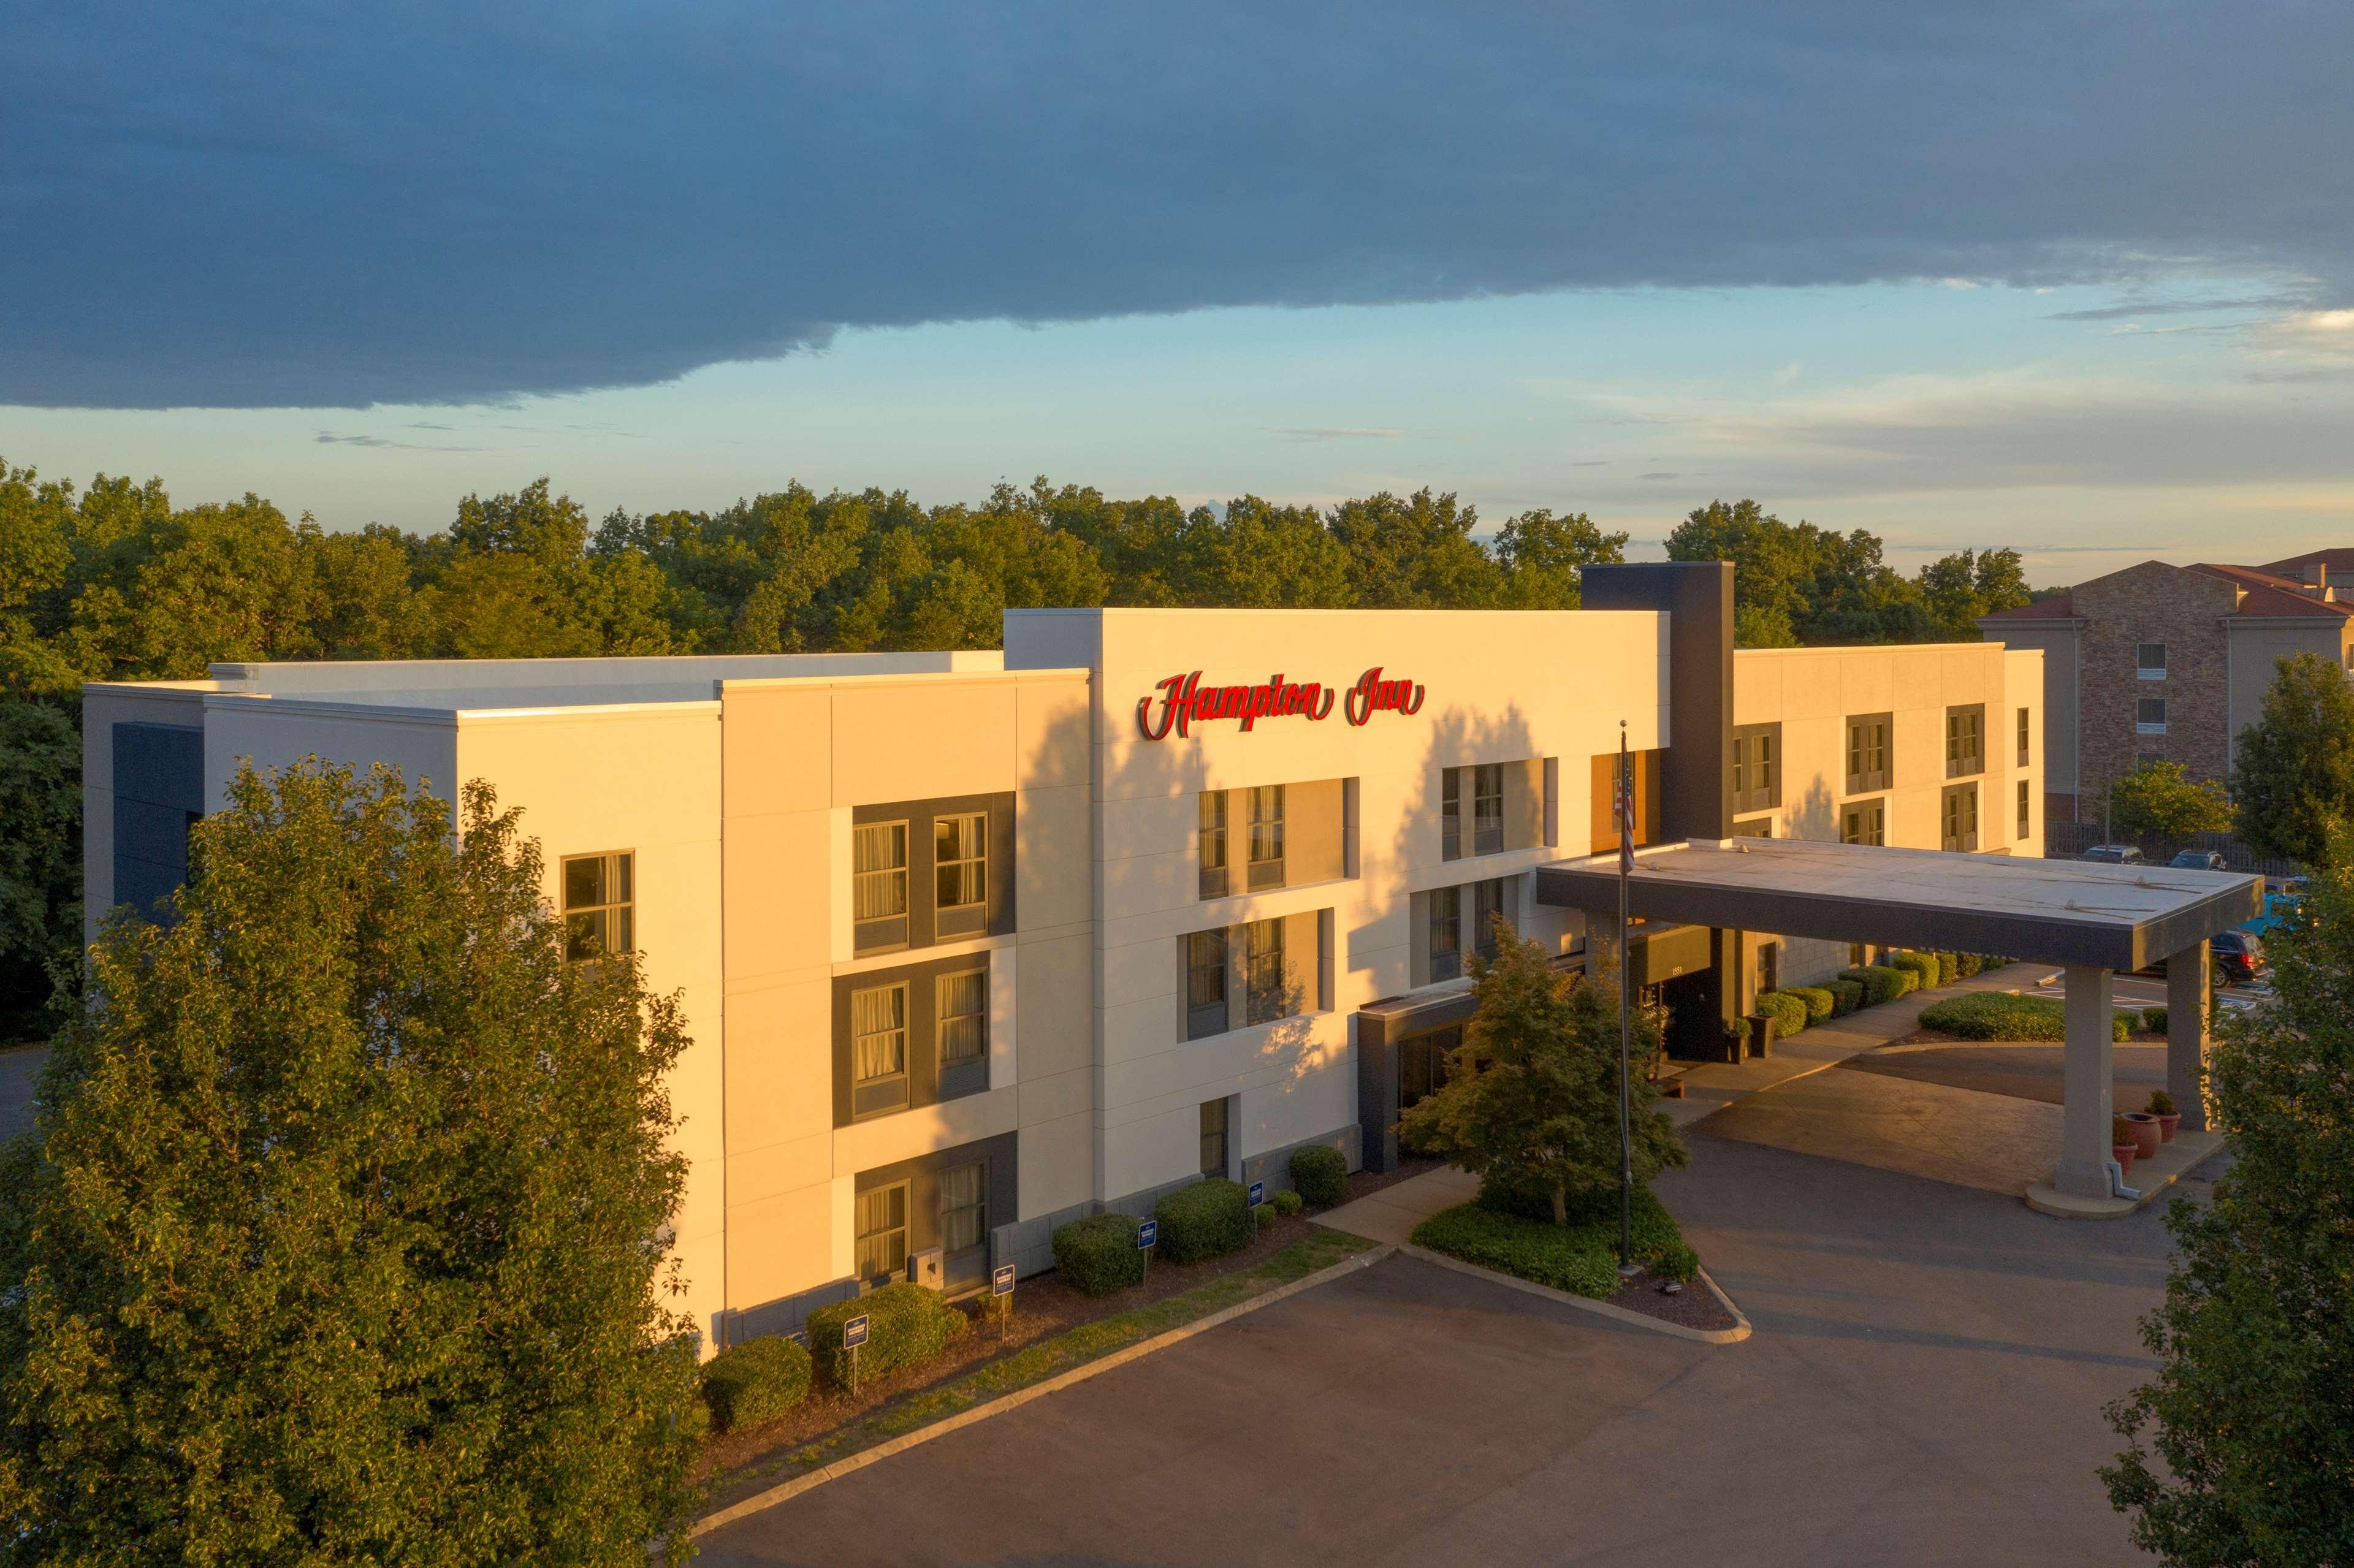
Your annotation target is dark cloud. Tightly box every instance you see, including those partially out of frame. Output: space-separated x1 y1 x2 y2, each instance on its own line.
6 1 2350 409
2046 295 2299 321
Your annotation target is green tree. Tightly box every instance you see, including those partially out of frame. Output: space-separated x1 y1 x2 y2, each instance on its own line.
2226 652 2354 866
1918 546 2031 639
2105 760 2233 840
1666 499 1934 645
1399 919 1685 1223
0 699 79 1040
0 762 703 1564
2101 816 2354 1562
1492 508 1628 609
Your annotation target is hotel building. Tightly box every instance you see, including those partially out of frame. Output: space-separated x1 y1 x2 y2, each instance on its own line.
83 564 2042 1349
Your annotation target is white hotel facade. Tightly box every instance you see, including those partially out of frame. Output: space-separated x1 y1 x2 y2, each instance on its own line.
82 565 2044 1349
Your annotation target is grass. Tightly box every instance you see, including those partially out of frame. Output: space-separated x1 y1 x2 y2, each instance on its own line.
1919 990 2130 1043
1411 1187 1697 1299
708 1226 1377 1497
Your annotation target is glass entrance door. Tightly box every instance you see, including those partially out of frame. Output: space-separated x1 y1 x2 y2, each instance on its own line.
1399 1026 1461 1111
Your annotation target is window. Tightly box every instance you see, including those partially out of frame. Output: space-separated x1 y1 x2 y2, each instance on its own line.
1842 799 1886 847
2138 698 2168 735
1441 769 1462 861
1845 715 1891 794
1244 918 1286 1024
2136 642 2167 679
2017 778 2031 839
1471 878 1505 959
933 813 988 936
1199 1099 1229 1178
1473 764 1505 855
853 821 909 949
1429 886 1463 982
1186 929 1229 1040
855 1182 909 1284
937 969 988 1066
1732 817 1773 837
562 851 634 961
1941 783 1979 852
851 983 908 1116
1731 723 1781 814
1246 785 1286 890
1758 942 1780 997
1946 706 1984 778
939 1161 987 1279
1198 791 1229 899
2016 706 2032 767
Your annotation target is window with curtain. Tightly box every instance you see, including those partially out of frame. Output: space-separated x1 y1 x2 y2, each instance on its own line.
1246 785 1286 889
1244 918 1286 1023
855 1182 909 1282
562 851 634 962
1186 929 1229 1040
1198 791 1228 899
853 821 909 950
1441 769 1462 860
1471 878 1504 958
851 984 907 1084
1473 764 1504 854
1845 716 1891 794
939 1162 986 1256
934 812 988 924
1429 886 1463 981
1842 799 1886 847
937 970 987 1065
1198 1098 1228 1176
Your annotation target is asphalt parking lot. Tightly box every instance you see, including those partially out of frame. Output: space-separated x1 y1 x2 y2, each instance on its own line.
703 1048 2198 1567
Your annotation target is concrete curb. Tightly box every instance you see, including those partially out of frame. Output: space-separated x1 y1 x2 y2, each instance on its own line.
1398 1244 1752 1345
2025 1128 2225 1219
688 1242 1397 1539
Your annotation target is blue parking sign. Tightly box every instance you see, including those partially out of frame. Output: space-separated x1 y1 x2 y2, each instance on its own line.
1137 1219 1158 1250
842 1314 870 1349
1248 1181 1265 1207
991 1262 1016 1295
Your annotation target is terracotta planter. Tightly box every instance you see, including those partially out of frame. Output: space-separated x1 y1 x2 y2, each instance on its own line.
2156 1112 2181 1143
2112 1143 2138 1176
2122 1111 2162 1161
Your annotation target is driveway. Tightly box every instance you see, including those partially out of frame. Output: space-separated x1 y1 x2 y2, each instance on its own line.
1 1046 43 1142
702 1064 2195 1566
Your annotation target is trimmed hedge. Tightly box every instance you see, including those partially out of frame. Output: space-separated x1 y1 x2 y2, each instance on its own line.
1289 1144 1349 1208
806 1281 966 1388
1052 1212 1146 1296
1936 951 1961 984
1954 952 1983 980
1828 978 1864 1016
1271 1188 1305 1217
1840 965 1910 1005
1754 989 1808 1038
1414 1185 1699 1297
1887 951 1938 988
1918 991 2131 1043
1788 985 1835 1024
699 1334 812 1434
1156 1178 1253 1263
2144 1004 2168 1035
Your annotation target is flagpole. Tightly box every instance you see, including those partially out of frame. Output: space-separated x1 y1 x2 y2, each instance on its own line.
1617 721 1636 1279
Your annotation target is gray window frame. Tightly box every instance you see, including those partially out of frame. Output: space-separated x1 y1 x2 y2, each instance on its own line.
2017 778 2030 839
2137 697 2168 734
1198 1098 1230 1178
1842 798 1887 847
852 793 1016 955
1198 791 1230 899
1845 714 1892 795
932 812 989 938
935 967 988 1069
1941 782 1979 852
1246 785 1287 891
1945 704 1985 780
833 952 994 1126
1731 723 1782 815
1244 918 1287 1024
1472 764 1505 856
2136 642 2167 679
1441 769 1463 861
2016 706 2032 767
1428 886 1463 983
1185 929 1230 1041
855 1179 910 1286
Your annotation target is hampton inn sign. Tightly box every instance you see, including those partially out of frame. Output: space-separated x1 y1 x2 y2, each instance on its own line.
1136 667 1428 739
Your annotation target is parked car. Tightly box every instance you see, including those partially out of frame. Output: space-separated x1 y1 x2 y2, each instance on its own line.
2168 848 2227 871
2141 930 2263 988
2080 843 2146 865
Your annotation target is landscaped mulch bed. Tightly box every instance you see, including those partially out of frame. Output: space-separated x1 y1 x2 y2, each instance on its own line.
1601 1265 1740 1332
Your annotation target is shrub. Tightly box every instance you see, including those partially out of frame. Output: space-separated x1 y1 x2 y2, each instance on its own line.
1271 1188 1305 1217
2148 1088 2177 1117
1955 952 1983 980
1935 951 1960 984
805 1281 966 1389
1052 1212 1146 1296
1156 1178 1254 1263
2112 1114 2135 1146
1754 990 1808 1038
1918 991 2131 1043
1838 965 1902 1005
1289 1144 1349 1208
1788 986 1835 1024
1828 979 1864 1016
1887 951 1938 988
1257 1200 1279 1228
2144 1005 2169 1035
699 1335 812 1434
1415 1185 1694 1298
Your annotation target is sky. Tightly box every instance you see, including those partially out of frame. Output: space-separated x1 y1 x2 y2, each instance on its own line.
5 1 2351 585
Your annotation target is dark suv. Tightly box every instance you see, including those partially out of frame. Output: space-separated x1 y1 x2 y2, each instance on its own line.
2080 844 2146 865
2169 848 2228 871
2143 931 2263 988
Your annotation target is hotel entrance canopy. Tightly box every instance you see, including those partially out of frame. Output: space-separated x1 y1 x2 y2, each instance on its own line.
1534 837 2264 1211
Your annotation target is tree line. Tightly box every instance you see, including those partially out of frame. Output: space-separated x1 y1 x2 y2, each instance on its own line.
0 457 2030 1037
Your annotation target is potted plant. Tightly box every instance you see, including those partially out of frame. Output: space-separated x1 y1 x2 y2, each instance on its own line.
1723 1016 1752 1064
2146 1090 2181 1143
2120 1109 2162 1161
1743 1011 1775 1061
2111 1114 2139 1176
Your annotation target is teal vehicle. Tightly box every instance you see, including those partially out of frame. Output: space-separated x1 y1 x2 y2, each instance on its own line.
2242 878 2309 940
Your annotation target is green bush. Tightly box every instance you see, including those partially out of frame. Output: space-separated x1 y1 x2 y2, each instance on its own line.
1289 1144 1349 1208
1415 1185 1694 1298
1828 979 1864 1016
1788 986 1835 1024
699 1334 812 1434
1934 951 1960 984
1256 1200 1279 1229
1271 1188 1305 1217
1840 964 1911 1005
805 1281 966 1389
1753 990 1808 1038
1954 952 1983 980
1156 1178 1253 1263
1918 991 2131 1043
2147 1088 2176 1117
1887 951 1938 988
1052 1212 1146 1296
2144 1004 2168 1035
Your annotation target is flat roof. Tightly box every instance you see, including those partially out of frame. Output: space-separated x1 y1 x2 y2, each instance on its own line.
1535 837 2263 972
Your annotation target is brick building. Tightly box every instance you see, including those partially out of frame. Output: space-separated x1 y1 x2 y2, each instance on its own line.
1981 552 2354 823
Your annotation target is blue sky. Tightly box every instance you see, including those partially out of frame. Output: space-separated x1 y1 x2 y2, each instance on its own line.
6 2 2350 584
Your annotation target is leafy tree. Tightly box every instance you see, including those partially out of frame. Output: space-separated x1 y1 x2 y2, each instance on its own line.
0 761 703 1564
1918 546 2031 639
2101 816 2354 1562
2105 759 2233 840
2227 652 2354 866
1666 498 1933 645
1399 918 1685 1224
1492 508 1628 609
0 699 79 1041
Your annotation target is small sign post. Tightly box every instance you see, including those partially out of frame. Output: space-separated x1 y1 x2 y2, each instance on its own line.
843 1313 870 1395
991 1262 1016 1342
1248 1179 1265 1224
1137 1218 1158 1287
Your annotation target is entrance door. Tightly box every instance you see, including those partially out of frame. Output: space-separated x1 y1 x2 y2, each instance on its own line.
1399 1026 1461 1111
